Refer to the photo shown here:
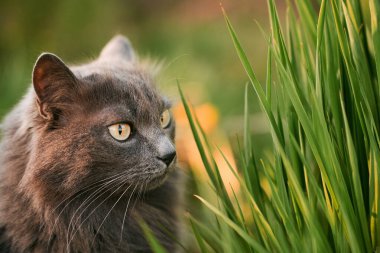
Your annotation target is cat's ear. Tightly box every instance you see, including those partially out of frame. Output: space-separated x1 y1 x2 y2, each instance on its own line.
99 35 136 62
33 53 78 119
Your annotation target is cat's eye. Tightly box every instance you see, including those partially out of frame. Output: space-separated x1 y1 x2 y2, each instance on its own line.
108 123 131 141
160 110 171 129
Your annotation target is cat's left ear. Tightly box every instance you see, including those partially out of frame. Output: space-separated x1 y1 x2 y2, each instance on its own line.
32 53 78 119
99 35 136 63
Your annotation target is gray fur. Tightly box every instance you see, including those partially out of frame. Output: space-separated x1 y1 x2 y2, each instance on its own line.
0 35 182 253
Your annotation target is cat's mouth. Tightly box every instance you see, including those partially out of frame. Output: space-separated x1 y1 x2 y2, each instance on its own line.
144 162 175 190
106 160 176 193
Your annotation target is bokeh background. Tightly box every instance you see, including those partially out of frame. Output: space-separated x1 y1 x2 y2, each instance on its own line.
0 0 285 250
0 0 277 121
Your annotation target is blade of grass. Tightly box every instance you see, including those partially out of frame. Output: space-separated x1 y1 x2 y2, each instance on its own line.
189 219 210 253
195 195 269 253
139 221 168 253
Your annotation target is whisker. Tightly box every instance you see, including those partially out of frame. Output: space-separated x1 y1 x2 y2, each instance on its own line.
66 182 117 251
90 182 134 247
131 182 144 211
67 174 124 236
142 180 149 203
47 173 126 250
65 173 128 251
65 183 119 252
66 178 129 251
119 183 139 243
52 172 126 213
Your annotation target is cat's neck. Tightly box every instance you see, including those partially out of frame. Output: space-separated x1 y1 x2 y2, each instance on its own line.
1 169 181 253
50 173 181 252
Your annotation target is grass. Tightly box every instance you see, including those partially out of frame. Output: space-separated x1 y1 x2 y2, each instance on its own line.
146 0 380 252
167 0 380 252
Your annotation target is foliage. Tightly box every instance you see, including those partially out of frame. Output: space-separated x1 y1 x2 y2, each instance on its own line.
178 0 380 252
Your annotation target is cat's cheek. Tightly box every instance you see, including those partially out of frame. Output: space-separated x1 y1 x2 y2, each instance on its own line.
62 164 91 190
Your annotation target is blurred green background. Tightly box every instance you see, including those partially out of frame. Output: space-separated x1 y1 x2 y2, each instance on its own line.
0 0 278 125
0 0 282 200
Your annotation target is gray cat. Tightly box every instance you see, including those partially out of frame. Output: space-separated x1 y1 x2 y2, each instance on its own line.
0 35 182 253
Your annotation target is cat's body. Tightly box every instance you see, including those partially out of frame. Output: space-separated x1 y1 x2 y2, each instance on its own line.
0 35 182 253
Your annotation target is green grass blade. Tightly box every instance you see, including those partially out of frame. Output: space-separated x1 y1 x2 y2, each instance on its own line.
340 96 371 251
195 195 270 253
222 7 283 145
370 0 380 103
188 215 224 253
139 221 169 253
189 219 210 253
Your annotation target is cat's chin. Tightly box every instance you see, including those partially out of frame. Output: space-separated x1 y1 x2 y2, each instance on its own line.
144 164 175 191
146 173 169 190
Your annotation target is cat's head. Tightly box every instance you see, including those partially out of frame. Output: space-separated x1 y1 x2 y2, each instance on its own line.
22 35 176 206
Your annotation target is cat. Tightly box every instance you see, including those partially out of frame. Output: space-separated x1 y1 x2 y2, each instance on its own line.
0 35 182 253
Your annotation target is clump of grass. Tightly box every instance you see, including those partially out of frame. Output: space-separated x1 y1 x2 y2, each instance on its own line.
178 0 380 252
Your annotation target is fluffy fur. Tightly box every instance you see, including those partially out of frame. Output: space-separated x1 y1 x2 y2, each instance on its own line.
0 35 182 253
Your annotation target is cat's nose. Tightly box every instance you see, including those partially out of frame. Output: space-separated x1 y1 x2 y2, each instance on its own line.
158 151 176 167
156 135 176 167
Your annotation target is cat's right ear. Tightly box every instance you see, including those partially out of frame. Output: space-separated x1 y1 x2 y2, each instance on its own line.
99 35 136 63
32 53 78 120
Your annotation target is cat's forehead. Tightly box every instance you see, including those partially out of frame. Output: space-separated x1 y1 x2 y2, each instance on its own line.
74 67 167 122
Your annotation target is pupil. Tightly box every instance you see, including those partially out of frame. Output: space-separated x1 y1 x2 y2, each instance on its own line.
118 125 123 135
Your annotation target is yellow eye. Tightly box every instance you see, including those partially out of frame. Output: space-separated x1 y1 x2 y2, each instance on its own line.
160 110 171 128
108 123 131 141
